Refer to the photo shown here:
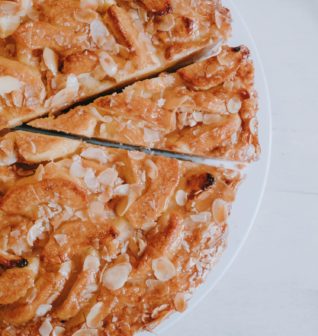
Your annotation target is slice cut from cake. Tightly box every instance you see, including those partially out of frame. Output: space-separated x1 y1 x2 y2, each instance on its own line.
31 46 260 162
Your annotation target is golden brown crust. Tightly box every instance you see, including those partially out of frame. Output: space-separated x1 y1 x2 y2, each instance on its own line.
0 0 231 130
177 45 250 90
0 132 241 335
140 0 172 16
31 46 260 162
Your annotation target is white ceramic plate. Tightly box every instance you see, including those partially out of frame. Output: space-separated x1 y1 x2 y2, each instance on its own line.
140 1 272 334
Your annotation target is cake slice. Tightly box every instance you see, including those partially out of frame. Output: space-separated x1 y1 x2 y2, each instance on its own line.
0 0 231 129
31 46 260 162
0 131 241 335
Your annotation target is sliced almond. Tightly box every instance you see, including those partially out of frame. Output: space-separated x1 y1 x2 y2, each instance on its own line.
98 167 118 187
81 147 109 164
145 159 158 180
227 97 242 114
59 261 72 277
43 48 59 76
190 212 211 223
86 302 105 328
36 304 52 317
175 190 187 206
102 262 132 291
52 326 65 336
114 218 133 242
83 254 100 273
0 76 22 95
70 156 87 178
143 128 160 145
90 19 109 48
99 52 118 78
174 292 187 312
0 16 20 39
212 198 228 224
39 318 53 336
88 200 107 220
152 257 176 282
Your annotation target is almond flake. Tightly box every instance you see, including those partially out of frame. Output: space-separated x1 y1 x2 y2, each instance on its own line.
66 74 79 94
88 200 107 220
52 326 65 336
214 10 223 29
86 302 104 328
70 156 87 178
59 261 72 277
98 167 118 186
45 74 78 108
0 76 22 95
90 19 109 48
174 292 187 312
145 159 158 180
19 0 33 16
175 190 187 206
102 263 132 291
143 128 160 145
151 304 169 318
115 219 133 242
152 257 176 282
39 318 53 336
113 184 129 196
84 168 100 193
36 304 52 317
0 16 20 39
83 254 100 272
203 113 222 125
81 148 108 163
99 52 118 78
212 199 228 224
227 97 242 114
190 212 212 223
27 219 46 247
193 111 203 122
43 47 58 76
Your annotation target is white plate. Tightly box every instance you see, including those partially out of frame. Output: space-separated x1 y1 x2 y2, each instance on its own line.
140 1 272 334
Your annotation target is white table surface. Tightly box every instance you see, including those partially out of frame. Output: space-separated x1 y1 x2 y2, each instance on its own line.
164 1 318 335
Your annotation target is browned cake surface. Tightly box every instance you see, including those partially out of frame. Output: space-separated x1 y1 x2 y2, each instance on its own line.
0 0 231 129
0 132 241 335
31 45 260 162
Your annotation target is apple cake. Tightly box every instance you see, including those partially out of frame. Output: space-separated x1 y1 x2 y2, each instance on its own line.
0 1 260 335
0 131 241 335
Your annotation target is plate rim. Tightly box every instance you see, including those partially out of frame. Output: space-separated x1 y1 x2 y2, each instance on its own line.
145 1 273 334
